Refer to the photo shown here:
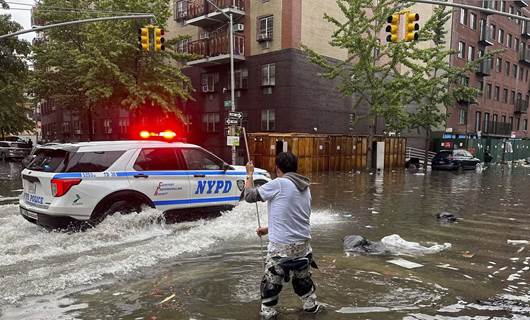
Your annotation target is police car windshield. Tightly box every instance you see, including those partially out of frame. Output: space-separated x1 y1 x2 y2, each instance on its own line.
27 149 125 173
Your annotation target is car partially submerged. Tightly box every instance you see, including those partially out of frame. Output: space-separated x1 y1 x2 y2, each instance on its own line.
19 140 271 229
431 149 481 171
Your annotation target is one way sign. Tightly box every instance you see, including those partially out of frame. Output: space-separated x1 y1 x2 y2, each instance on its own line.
228 111 243 119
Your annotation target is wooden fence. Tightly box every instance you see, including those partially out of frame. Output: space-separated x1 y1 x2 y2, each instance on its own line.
246 133 406 174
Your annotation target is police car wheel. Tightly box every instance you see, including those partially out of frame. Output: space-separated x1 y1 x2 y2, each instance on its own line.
89 199 145 225
254 180 267 187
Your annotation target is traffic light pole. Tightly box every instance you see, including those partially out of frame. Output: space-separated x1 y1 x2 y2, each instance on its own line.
205 0 237 165
0 14 155 40
411 0 530 23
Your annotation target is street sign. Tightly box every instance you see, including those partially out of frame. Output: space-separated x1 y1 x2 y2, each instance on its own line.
227 136 240 147
225 118 239 126
228 111 243 119
224 100 232 108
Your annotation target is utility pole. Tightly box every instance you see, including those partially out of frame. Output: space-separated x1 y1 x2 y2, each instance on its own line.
205 0 237 165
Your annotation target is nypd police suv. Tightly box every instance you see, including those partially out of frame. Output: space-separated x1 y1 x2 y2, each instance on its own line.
19 140 271 229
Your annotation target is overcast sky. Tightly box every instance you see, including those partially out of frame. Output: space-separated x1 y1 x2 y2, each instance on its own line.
1 0 37 42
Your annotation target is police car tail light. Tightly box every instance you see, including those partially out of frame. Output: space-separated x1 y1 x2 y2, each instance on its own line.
51 178 82 197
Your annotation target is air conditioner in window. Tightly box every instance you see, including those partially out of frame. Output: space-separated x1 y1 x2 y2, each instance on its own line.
257 33 270 42
202 85 211 92
235 23 244 32
178 11 187 19
200 32 210 39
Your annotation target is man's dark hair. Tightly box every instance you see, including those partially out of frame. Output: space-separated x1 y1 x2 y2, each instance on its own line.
275 152 298 173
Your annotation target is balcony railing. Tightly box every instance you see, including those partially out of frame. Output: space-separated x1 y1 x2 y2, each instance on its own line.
479 22 494 45
185 34 245 66
476 59 492 76
515 98 529 113
519 44 530 64
483 121 512 135
185 0 245 26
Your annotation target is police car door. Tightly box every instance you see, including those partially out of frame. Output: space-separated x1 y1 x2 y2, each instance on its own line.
128 147 190 210
181 147 239 208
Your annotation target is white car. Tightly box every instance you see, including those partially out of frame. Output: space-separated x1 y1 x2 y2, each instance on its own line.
19 140 271 229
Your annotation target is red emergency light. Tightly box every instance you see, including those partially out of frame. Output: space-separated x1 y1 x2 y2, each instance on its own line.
139 130 181 141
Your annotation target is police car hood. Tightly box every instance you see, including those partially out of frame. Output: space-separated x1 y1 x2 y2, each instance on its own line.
231 165 268 174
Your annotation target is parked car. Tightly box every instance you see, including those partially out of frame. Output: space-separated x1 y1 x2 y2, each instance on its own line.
0 141 31 161
431 149 481 170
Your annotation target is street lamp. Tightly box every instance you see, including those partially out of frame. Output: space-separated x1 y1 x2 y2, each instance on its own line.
205 0 237 165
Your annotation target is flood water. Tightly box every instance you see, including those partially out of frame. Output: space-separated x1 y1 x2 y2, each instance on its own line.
1 163 530 319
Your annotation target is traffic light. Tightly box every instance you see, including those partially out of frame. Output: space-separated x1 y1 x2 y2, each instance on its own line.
386 14 400 43
138 27 150 51
405 12 420 42
154 27 165 51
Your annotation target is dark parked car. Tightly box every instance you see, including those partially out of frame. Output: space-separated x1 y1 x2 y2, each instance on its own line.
432 149 481 170
0 141 31 161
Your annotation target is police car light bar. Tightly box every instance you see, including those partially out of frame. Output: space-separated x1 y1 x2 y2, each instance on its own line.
139 130 177 140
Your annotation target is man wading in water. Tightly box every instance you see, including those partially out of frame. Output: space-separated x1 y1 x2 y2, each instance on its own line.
244 152 321 319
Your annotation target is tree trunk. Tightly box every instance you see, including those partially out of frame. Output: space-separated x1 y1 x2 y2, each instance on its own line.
366 116 377 171
88 108 94 141
423 127 431 172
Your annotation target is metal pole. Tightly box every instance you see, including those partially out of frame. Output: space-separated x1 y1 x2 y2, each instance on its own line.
229 12 237 165
0 14 155 40
411 0 530 23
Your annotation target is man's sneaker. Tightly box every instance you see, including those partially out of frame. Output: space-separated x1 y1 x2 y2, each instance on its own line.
303 303 323 314
260 305 278 320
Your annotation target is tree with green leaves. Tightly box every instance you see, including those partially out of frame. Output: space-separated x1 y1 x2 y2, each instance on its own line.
0 1 34 139
303 0 417 169
31 0 193 140
403 5 496 170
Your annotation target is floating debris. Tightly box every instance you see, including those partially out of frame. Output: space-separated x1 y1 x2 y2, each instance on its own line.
387 258 423 269
158 293 175 305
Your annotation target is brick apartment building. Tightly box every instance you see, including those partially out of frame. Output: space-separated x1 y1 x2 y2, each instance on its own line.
432 0 529 147
169 0 357 160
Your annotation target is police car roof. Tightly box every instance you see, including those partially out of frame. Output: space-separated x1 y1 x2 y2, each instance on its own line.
42 140 198 150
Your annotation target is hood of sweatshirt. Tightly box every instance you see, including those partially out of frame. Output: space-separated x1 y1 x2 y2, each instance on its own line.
282 172 311 191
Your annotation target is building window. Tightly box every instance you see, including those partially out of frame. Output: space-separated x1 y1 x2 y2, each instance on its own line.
176 39 189 53
520 67 525 81
517 11 522 25
491 24 496 40
460 8 468 25
493 114 498 133
486 83 492 99
202 113 220 133
494 85 500 101
510 116 514 130
104 119 112 134
258 15 274 41
234 68 248 89
503 88 508 103
502 115 506 123
467 46 475 61
261 109 275 131
201 73 219 92
517 117 521 130
505 61 510 76
496 57 502 72
460 76 470 86
478 80 484 94
458 41 465 59
475 111 482 131
515 38 520 52
484 113 490 133
524 119 528 130
508 33 513 48
119 118 129 135
261 63 276 86
513 64 518 79
526 69 529 82
459 109 468 125
62 121 71 134
470 13 477 29
509 6 514 18
498 28 504 44
511 90 516 104
501 0 506 12
175 0 187 20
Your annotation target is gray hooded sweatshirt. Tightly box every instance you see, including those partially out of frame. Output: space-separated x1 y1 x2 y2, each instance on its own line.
244 172 312 244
